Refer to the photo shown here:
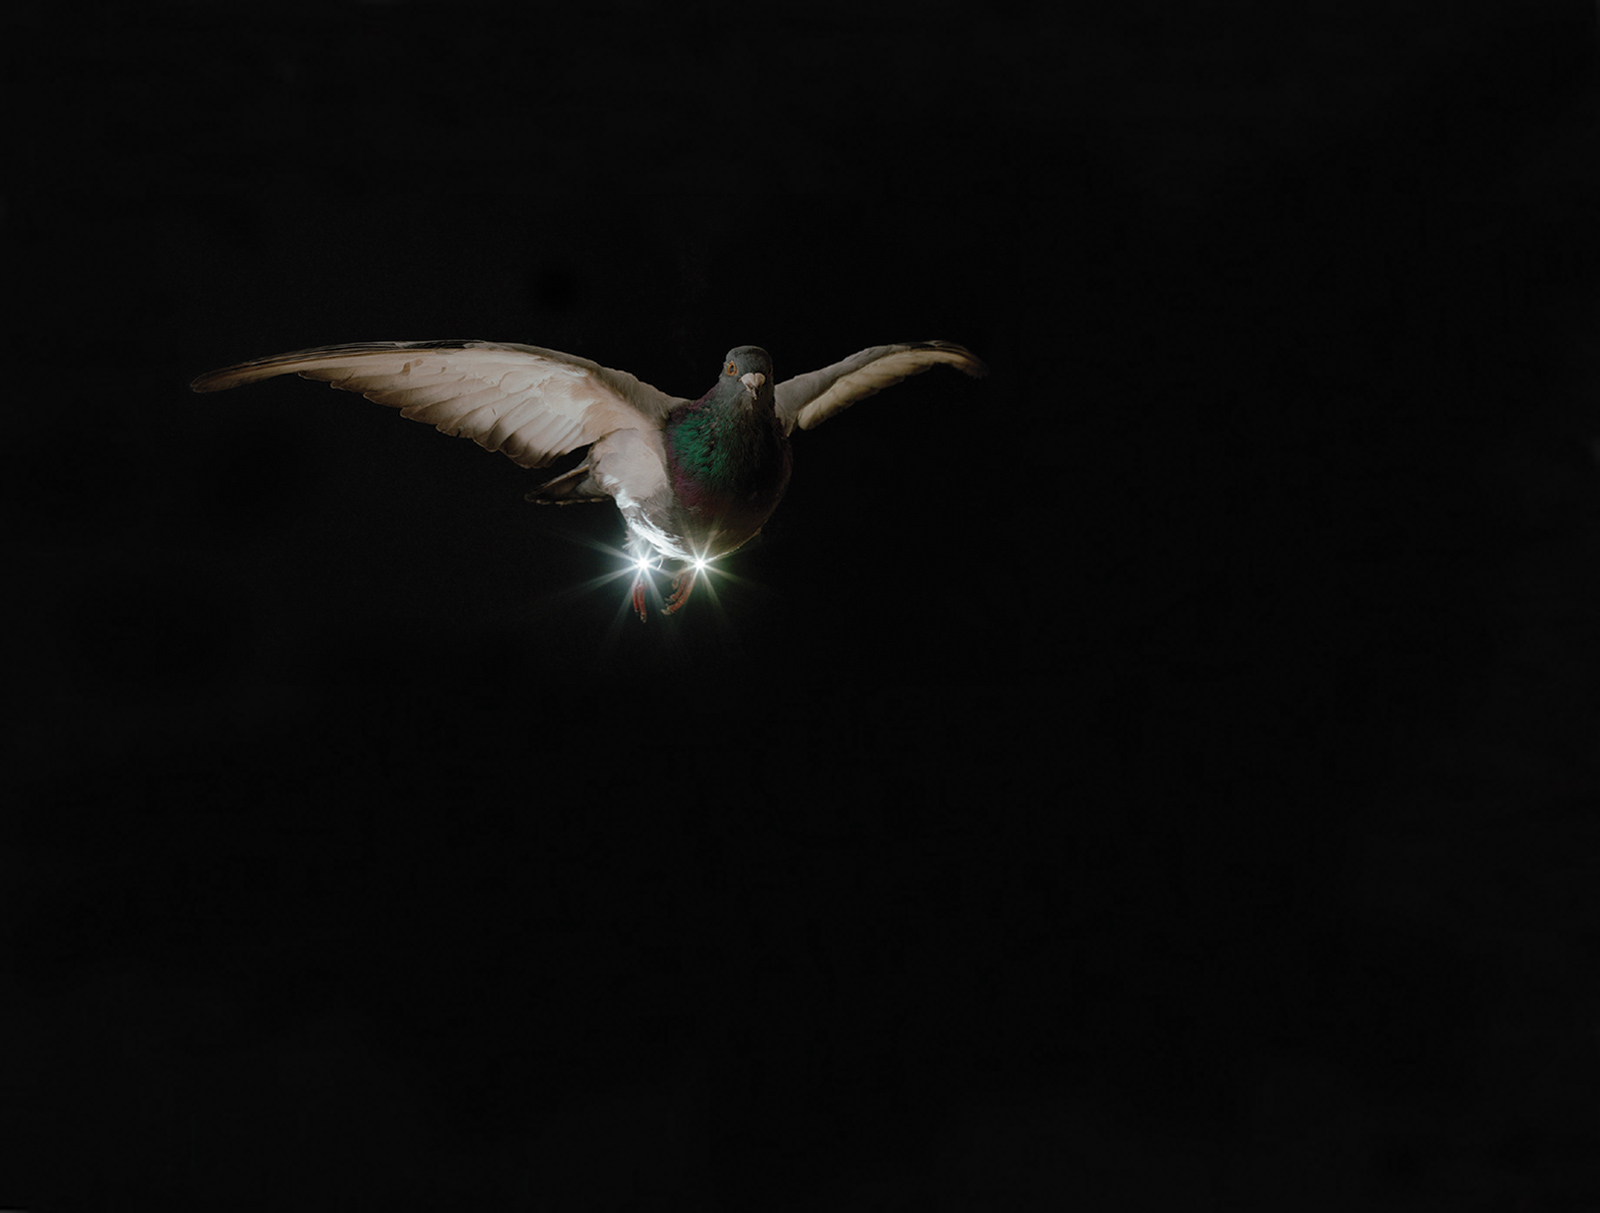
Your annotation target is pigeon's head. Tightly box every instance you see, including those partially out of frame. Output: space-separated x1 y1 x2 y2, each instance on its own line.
721 346 774 407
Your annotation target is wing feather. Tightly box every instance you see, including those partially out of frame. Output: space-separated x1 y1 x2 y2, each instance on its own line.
775 340 987 435
191 340 682 470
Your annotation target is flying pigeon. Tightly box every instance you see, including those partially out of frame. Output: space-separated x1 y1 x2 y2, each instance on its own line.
191 339 987 618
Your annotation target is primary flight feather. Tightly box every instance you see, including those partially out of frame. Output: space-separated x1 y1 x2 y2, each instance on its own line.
191 338 987 618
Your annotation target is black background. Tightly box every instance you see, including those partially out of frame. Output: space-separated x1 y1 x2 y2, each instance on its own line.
7 2 1600 1208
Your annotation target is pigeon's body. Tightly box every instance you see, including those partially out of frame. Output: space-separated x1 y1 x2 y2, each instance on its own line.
191 338 985 617
662 350 793 557
534 347 793 569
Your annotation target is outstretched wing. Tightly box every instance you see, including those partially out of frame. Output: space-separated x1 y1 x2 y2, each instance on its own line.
774 341 987 435
191 340 682 469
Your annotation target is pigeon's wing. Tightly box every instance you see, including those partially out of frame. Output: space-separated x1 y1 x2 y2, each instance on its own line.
192 340 682 469
774 341 987 435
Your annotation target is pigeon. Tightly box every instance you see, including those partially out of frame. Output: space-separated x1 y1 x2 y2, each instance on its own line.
191 339 987 618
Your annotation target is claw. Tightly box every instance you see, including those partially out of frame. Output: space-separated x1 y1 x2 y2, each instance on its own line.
662 568 697 616
631 571 649 623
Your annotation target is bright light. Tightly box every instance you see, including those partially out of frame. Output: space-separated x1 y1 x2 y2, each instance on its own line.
634 555 654 573
693 557 709 574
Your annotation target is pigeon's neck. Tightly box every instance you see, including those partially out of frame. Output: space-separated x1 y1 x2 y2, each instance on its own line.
667 390 788 508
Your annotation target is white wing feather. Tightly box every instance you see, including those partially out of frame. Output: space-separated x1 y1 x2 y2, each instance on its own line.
192 340 682 470
774 341 987 435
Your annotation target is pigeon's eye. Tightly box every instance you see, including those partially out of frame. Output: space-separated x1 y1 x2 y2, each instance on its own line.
726 361 736 375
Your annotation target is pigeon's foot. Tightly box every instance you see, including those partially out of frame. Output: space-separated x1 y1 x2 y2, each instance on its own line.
631 571 649 623
663 568 697 616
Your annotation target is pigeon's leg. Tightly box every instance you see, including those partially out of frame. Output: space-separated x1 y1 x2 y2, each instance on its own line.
626 542 658 623
662 568 697 616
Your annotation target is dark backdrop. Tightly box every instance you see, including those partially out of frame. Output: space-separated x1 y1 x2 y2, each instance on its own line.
7 2 1600 1208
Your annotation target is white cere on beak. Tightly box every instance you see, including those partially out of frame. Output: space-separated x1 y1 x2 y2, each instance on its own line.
740 371 767 392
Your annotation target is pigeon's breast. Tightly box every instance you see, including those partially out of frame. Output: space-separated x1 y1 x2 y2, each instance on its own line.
667 469 790 556
663 412 792 557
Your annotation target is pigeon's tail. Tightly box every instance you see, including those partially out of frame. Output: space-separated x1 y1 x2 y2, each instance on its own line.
526 461 609 505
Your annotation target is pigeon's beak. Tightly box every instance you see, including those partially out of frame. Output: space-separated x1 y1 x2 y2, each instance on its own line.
740 371 767 394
